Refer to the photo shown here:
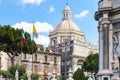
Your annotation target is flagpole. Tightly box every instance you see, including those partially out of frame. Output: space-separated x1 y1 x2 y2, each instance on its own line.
21 28 23 66
21 37 22 65
32 22 34 74
31 22 38 74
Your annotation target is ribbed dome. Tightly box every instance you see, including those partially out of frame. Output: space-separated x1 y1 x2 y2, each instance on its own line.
54 5 80 32
54 19 80 31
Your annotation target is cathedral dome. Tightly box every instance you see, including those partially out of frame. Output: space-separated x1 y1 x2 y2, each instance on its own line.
54 19 80 31
49 5 85 46
54 5 80 32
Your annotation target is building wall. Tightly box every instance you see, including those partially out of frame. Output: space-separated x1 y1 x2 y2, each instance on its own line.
0 51 11 70
19 51 61 79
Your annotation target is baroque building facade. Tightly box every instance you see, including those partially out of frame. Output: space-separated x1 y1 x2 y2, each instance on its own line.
0 45 61 80
49 5 98 80
15 46 61 80
95 0 120 80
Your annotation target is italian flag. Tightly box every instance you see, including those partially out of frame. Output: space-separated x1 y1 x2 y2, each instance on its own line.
22 29 26 44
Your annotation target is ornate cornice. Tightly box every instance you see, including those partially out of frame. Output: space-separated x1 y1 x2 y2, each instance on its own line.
95 7 120 21
37 51 61 56
49 30 84 37
72 55 85 60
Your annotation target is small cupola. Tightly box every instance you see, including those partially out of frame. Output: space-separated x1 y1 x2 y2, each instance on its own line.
62 5 72 20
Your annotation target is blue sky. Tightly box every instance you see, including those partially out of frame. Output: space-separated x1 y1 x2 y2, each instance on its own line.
0 0 99 47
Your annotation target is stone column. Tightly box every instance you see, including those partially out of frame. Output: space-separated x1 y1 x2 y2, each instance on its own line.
103 23 109 69
109 23 113 71
98 24 103 72
97 13 113 80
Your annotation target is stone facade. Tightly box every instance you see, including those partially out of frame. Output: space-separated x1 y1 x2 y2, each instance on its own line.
15 50 61 80
49 5 98 80
95 0 120 80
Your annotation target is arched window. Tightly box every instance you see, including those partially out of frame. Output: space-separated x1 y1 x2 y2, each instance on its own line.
77 60 83 65
52 40 57 45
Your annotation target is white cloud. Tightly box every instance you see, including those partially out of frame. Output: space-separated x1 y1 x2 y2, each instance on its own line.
34 35 49 47
21 0 44 5
49 5 54 13
75 10 89 18
12 21 53 33
12 21 53 47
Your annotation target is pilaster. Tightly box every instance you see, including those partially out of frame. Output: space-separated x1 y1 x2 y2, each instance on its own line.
97 13 113 80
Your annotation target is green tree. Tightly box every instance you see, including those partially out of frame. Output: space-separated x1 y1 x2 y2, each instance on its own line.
57 76 62 80
82 53 98 79
20 73 27 80
0 70 12 78
8 65 26 80
0 25 37 65
31 73 40 80
73 68 85 80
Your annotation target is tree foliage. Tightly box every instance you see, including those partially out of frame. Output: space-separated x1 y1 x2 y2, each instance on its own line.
0 70 12 78
20 73 27 80
73 68 85 80
0 25 37 64
8 65 26 80
31 73 40 80
82 53 98 75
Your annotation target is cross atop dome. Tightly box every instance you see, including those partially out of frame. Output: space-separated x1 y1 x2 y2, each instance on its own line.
62 0 72 20
66 0 68 6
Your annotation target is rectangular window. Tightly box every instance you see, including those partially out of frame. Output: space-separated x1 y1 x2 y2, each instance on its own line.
102 76 110 80
35 54 37 61
23 64 27 70
0 57 1 70
44 66 48 75
54 66 57 73
103 77 108 80
45 55 47 63
0 57 1 65
24 54 26 60
54 57 57 64
34 65 38 73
